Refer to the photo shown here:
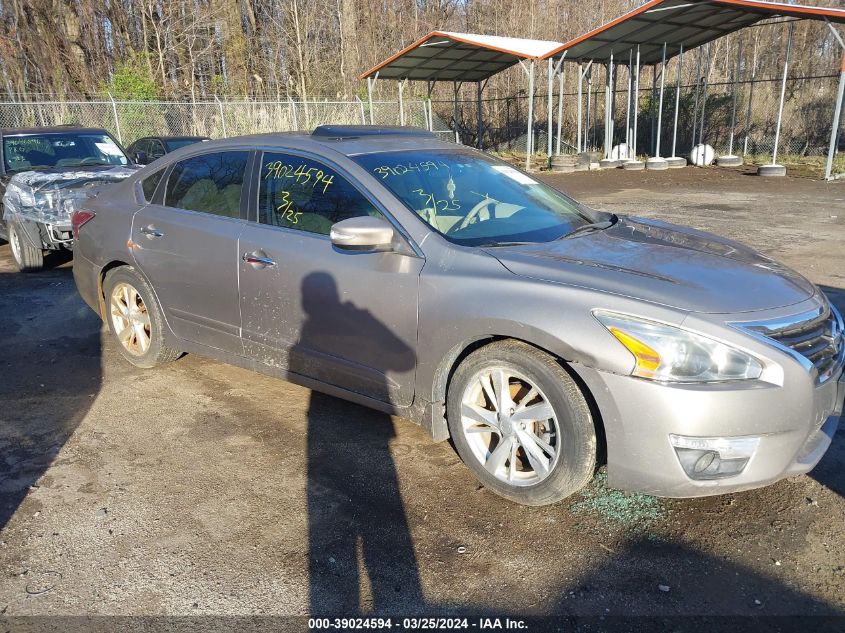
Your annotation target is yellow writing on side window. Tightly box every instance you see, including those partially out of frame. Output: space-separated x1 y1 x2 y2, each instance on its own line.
276 190 301 224
264 161 334 193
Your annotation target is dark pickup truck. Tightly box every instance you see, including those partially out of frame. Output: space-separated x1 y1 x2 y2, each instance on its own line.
0 125 137 271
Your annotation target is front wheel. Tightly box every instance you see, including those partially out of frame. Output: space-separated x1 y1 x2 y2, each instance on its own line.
8 221 44 272
447 340 596 506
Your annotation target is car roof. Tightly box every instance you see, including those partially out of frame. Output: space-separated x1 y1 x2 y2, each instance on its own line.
1 126 111 136
177 127 460 159
140 135 210 142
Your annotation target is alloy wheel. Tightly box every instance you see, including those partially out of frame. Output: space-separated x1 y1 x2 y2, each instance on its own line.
109 282 152 356
9 225 21 264
460 367 560 486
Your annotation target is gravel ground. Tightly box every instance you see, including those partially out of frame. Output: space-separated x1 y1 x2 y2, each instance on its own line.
0 166 843 630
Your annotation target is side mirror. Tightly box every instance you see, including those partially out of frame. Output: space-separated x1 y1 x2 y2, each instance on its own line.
330 216 395 251
135 150 149 165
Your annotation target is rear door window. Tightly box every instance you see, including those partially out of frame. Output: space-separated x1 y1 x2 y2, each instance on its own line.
165 151 249 218
257 152 383 235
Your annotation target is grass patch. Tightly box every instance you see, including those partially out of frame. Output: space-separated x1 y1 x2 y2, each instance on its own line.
570 470 665 530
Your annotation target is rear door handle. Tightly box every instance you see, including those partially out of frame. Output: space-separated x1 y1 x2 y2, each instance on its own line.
140 226 164 238
242 252 276 268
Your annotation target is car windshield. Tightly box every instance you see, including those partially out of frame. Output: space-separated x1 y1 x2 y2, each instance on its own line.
164 138 206 152
2 132 130 172
353 149 597 246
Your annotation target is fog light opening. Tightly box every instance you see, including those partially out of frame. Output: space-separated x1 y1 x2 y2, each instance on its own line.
693 450 718 474
670 435 759 481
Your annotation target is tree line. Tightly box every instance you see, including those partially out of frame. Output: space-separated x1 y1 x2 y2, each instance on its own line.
0 0 842 104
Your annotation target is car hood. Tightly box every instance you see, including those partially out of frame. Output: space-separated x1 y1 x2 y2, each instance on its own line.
484 216 816 314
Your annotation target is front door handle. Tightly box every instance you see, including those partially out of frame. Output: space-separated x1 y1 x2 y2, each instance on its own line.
140 225 164 238
242 252 276 268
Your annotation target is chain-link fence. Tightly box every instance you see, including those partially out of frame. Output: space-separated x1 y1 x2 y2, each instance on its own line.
437 73 843 174
0 76 841 177
0 97 454 146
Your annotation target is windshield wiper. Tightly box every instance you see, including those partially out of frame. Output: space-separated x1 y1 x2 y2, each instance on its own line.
559 214 617 240
480 240 534 247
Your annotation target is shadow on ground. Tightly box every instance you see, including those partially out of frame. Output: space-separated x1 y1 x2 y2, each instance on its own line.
1 257 843 627
0 266 102 530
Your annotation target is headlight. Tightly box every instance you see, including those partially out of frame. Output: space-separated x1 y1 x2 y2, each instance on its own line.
594 310 763 383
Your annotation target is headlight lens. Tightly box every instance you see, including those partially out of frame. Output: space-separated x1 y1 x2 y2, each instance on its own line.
594 311 763 382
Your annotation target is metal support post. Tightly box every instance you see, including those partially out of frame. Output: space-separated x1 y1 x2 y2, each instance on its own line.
525 60 536 170
108 92 123 143
655 43 667 157
453 81 461 144
727 40 742 156
650 64 657 155
547 57 554 158
671 44 683 158
744 38 758 156
355 96 366 124
692 49 702 147
626 50 632 159
825 26 845 180
604 54 613 159
586 69 592 150
289 97 298 130
398 79 406 126
771 23 794 166
367 73 378 125
477 81 484 149
698 43 712 151
633 46 640 158
556 63 565 155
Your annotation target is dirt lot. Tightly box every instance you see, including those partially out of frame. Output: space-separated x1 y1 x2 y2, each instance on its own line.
0 166 843 629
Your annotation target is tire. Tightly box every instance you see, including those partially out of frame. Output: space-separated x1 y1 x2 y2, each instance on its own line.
758 164 787 177
446 340 596 506
8 221 44 272
103 266 181 369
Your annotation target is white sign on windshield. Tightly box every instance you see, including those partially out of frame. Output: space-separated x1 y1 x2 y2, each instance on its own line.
95 140 125 157
492 165 538 185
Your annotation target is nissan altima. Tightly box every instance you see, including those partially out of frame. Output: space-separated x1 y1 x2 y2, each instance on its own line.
71 125 844 506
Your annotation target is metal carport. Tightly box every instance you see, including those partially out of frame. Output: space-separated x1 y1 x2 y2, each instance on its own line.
541 0 845 177
359 31 564 170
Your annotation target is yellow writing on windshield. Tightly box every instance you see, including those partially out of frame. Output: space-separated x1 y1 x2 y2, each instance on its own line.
372 160 449 179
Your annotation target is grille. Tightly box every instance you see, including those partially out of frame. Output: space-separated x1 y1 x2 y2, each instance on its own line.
751 307 843 381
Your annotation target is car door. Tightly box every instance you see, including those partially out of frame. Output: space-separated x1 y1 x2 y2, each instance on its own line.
238 151 423 406
131 149 252 355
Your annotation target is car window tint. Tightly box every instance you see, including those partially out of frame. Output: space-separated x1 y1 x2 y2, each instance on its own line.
165 151 248 218
141 169 164 202
258 153 383 235
149 140 165 157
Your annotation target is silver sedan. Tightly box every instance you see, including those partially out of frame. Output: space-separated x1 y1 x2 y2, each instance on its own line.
71 126 844 506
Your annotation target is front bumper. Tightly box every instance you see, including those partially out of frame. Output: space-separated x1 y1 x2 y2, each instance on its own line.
572 355 844 498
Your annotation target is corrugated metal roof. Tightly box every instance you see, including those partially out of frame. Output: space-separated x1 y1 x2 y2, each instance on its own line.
359 31 564 82
543 0 845 64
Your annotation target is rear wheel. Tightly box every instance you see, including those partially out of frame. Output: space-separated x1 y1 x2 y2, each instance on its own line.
103 266 181 368
447 340 596 506
8 221 44 272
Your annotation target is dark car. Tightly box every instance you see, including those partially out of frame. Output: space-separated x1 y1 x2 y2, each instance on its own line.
0 125 136 271
126 136 210 165
71 125 843 506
